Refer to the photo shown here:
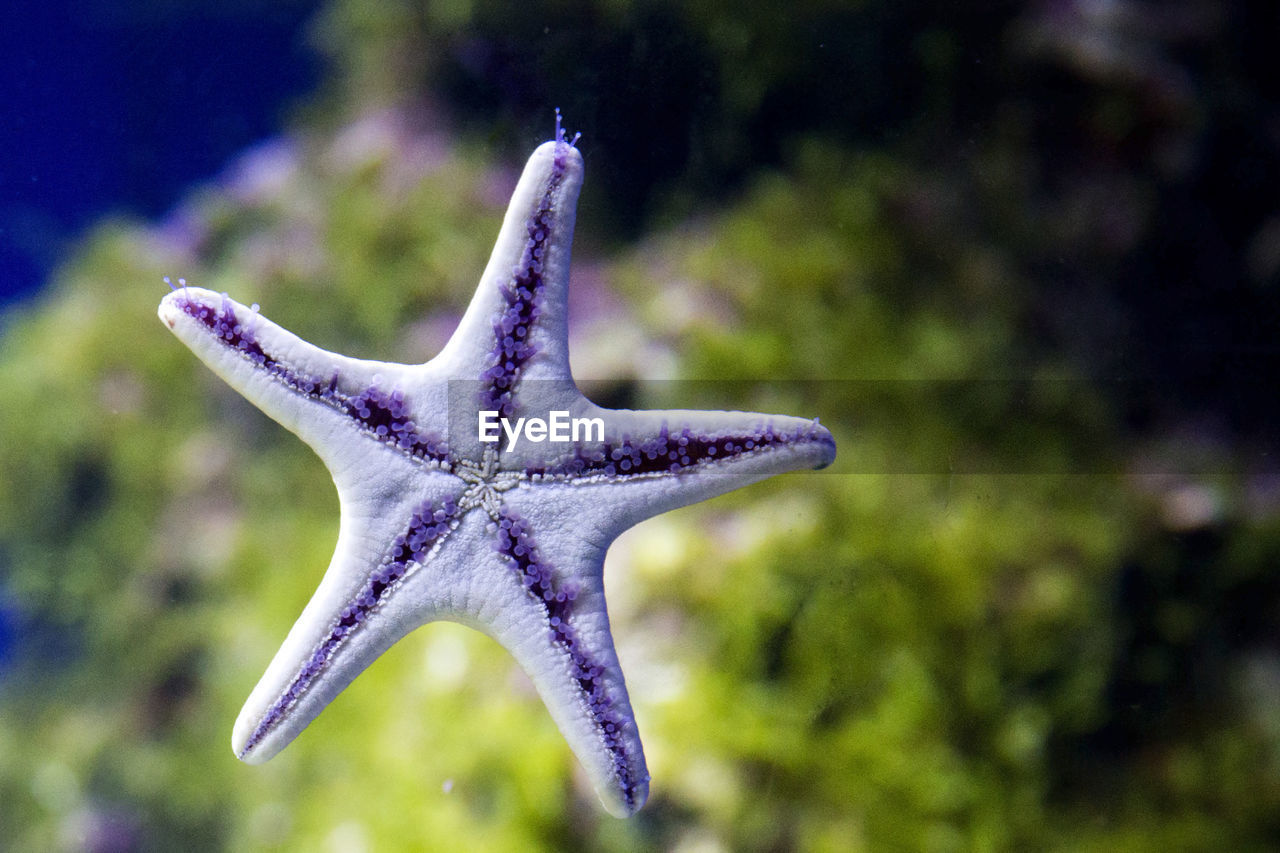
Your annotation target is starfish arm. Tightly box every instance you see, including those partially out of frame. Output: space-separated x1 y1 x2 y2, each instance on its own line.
233 467 465 763
159 287 450 469
528 406 837 535
434 136 583 411
468 495 650 817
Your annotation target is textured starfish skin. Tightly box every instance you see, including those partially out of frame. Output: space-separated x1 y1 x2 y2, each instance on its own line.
158 125 836 816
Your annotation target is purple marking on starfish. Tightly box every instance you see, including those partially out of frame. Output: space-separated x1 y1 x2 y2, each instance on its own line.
172 290 450 463
493 508 644 810
238 496 463 757
529 421 835 480
478 129 578 419
344 385 447 458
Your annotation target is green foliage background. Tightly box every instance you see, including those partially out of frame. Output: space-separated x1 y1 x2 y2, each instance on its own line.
2 1 1279 850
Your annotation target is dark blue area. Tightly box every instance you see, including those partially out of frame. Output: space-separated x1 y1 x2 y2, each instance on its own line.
0 587 86 681
0 600 14 670
0 0 325 306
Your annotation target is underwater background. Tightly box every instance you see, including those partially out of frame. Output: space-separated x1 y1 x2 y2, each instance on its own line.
2 0 1278 850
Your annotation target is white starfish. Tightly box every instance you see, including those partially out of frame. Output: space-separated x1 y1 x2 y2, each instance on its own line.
157 115 836 817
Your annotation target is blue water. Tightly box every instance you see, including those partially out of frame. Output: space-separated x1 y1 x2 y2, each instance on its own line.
0 601 11 662
0 599 16 673
0 0 324 305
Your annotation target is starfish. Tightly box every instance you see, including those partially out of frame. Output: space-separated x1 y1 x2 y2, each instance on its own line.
157 114 836 817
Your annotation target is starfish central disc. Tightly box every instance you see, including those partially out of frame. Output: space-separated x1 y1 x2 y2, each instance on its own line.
455 448 523 520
